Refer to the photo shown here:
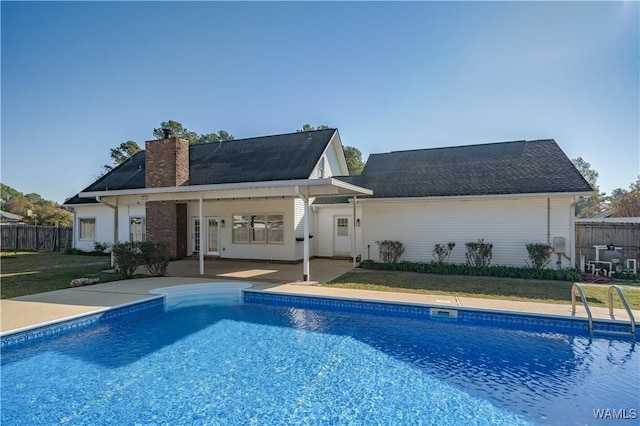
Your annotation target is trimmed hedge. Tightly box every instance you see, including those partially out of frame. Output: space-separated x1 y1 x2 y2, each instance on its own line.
360 260 582 282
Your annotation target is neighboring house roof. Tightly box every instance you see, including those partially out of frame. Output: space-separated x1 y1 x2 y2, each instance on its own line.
0 210 23 222
335 139 593 199
65 129 337 205
576 217 640 224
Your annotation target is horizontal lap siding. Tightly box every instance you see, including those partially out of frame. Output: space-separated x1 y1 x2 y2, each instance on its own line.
315 205 362 258
362 196 574 267
74 205 115 252
187 199 296 261
294 197 316 259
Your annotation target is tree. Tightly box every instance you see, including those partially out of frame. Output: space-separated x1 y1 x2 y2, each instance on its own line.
153 120 198 143
610 177 640 217
296 124 330 132
1 183 23 210
152 120 234 144
572 157 604 217
0 183 72 226
343 146 364 175
99 140 142 177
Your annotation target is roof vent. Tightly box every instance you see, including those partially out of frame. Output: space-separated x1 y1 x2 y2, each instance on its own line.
161 128 173 139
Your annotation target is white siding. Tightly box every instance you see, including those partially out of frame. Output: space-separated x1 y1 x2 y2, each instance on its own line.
293 197 316 258
73 205 115 252
187 198 298 261
308 133 349 179
361 196 575 267
315 203 363 258
117 204 146 243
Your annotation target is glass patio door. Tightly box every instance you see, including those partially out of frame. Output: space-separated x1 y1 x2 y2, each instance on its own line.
192 217 220 255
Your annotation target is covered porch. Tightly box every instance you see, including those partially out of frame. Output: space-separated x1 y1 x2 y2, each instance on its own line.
80 178 372 282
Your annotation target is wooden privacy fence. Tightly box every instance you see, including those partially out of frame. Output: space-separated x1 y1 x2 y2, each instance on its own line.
575 221 640 267
1 225 73 252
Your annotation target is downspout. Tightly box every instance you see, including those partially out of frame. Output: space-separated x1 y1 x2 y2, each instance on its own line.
569 196 579 269
295 185 310 281
96 195 118 266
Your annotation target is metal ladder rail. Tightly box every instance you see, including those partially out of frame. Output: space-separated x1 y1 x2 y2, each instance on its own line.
571 283 593 332
608 285 636 335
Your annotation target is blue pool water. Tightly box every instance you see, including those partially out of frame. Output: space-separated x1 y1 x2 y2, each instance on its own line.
1 294 638 425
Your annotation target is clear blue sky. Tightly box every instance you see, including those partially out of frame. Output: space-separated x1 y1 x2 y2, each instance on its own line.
2 1 638 204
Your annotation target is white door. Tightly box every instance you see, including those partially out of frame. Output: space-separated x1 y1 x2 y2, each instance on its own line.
192 217 220 255
333 216 351 256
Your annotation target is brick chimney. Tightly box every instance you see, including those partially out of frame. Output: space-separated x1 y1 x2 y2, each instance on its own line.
144 137 190 259
145 137 189 188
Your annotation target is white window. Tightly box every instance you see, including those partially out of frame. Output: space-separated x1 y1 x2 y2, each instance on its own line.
79 218 96 240
130 216 145 242
233 214 284 244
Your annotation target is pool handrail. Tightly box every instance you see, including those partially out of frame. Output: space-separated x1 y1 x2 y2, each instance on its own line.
608 285 636 335
571 283 593 332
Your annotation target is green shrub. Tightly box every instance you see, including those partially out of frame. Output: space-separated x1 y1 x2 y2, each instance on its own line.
525 242 553 269
112 242 142 279
376 240 405 263
92 241 112 254
360 259 582 282
465 239 493 267
139 241 171 277
433 242 456 263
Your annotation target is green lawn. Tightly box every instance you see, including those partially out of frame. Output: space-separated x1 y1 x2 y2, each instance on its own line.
1 251 119 299
325 270 640 310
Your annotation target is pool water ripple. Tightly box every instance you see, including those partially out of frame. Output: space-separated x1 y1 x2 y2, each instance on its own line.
2 300 638 425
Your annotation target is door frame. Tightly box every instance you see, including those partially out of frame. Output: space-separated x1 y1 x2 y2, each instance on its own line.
333 215 352 256
192 216 221 256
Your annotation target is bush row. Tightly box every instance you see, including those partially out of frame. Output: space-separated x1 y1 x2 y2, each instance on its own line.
112 241 171 279
360 259 582 282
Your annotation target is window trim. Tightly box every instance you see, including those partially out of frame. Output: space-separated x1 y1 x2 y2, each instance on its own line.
129 216 146 242
232 213 284 244
79 217 96 240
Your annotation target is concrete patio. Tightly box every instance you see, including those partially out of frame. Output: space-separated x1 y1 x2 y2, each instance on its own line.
1 258 638 335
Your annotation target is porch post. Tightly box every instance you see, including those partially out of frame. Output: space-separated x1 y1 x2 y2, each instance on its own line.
113 196 118 267
303 191 310 281
199 193 204 275
352 195 357 268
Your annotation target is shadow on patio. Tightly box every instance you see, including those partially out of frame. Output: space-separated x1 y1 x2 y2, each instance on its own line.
166 257 355 285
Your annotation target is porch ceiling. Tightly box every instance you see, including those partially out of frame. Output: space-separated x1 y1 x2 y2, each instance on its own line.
79 178 372 202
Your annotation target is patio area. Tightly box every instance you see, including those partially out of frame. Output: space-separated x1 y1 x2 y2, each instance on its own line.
164 257 355 284
1 258 637 336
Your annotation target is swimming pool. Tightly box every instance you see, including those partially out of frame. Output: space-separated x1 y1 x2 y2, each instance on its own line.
1 290 638 425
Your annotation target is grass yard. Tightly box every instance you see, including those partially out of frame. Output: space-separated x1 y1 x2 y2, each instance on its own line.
1 251 119 299
325 270 640 310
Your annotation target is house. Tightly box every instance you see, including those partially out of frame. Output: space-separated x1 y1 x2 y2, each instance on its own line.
65 129 593 279
0 210 24 225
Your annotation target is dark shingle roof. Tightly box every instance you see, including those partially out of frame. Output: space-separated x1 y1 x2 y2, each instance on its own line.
333 139 593 199
65 129 336 205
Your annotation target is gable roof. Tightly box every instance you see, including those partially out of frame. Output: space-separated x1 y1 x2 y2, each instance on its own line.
65 129 337 204
335 139 593 199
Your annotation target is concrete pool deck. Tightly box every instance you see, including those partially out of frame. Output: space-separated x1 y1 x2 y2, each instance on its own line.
2 274 638 335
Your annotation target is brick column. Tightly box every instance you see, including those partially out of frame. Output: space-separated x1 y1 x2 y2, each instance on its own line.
144 137 190 259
